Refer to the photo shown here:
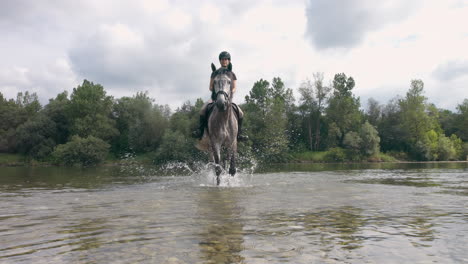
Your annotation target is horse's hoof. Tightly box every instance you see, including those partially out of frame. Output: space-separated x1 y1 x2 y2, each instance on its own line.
216 176 221 186
229 167 236 176
215 166 222 176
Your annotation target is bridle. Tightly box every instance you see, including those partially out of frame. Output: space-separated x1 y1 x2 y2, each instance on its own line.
215 90 230 102
213 75 232 106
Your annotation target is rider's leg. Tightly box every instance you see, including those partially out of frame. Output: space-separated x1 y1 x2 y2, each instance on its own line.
192 104 208 139
236 106 248 141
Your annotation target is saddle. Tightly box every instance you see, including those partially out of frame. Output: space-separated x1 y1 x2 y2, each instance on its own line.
205 102 241 125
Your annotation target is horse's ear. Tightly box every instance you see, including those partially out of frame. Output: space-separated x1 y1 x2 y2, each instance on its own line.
211 63 216 72
228 62 232 71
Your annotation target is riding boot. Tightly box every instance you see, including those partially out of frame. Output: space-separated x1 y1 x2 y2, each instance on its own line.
237 117 248 141
192 115 206 139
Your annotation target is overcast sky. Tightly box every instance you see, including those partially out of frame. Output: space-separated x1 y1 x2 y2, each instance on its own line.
1 0 467 111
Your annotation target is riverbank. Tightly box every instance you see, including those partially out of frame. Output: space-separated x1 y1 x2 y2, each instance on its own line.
0 153 153 167
1 152 467 168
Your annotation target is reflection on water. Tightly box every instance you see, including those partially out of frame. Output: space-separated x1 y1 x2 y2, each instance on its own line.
196 189 245 263
246 206 366 261
0 162 467 263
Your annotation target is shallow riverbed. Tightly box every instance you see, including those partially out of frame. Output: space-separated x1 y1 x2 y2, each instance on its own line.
0 163 467 263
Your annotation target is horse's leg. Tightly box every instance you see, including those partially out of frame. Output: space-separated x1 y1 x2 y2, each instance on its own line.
229 144 237 176
209 151 214 163
212 143 222 185
222 147 227 170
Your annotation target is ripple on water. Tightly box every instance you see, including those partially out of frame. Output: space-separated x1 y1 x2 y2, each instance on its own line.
0 164 467 263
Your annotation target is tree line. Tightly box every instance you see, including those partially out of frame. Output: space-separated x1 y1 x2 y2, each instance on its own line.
1 74 467 166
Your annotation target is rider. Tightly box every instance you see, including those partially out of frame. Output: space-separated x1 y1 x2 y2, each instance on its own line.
192 51 247 141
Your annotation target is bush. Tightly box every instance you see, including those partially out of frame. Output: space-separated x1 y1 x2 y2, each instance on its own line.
292 151 327 162
153 131 192 163
377 153 398 162
359 121 380 156
15 114 58 160
386 151 409 161
437 136 457 161
53 136 110 166
324 147 347 162
463 142 468 161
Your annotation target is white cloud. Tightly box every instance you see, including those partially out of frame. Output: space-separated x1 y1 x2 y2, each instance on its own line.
0 0 467 111
433 60 468 81
304 0 420 50
0 58 77 102
199 4 221 24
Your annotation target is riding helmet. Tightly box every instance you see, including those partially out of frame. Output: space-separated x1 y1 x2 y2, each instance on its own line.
219 51 231 60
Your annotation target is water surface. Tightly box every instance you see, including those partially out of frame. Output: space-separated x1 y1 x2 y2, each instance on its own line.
0 163 467 263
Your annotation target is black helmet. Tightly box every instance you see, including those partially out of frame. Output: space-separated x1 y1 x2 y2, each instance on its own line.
219 51 231 60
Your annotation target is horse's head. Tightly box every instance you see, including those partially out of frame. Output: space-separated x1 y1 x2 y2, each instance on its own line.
213 72 232 112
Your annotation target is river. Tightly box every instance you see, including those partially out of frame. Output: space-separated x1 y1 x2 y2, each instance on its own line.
0 163 467 263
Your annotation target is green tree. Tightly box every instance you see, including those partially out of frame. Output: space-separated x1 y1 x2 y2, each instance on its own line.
365 98 382 127
0 93 21 152
399 80 431 142
343 121 380 160
343 131 362 160
67 80 118 142
113 92 169 153
438 108 457 137
245 79 271 115
15 114 57 160
298 78 316 150
244 77 291 162
325 73 362 147
359 121 380 156
378 98 406 152
154 130 193 163
44 91 71 145
153 100 203 164
398 80 442 159
15 91 42 117
455 99 468 141
298 72 331 151
0 91 42 153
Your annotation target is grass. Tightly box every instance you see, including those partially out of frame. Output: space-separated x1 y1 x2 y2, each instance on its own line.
291 151 327 162
377 152 399 162
292 150 401 163
0 153 27 165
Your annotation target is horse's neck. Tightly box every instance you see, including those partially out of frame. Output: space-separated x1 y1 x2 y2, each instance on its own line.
213 104 233 125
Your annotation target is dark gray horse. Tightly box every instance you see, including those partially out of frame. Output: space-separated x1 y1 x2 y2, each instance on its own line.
207 70 238 185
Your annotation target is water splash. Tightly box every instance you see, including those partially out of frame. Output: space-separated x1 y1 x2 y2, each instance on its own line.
116 151 258 187
160 162 196 175
193 156 258 187
157 157 258 187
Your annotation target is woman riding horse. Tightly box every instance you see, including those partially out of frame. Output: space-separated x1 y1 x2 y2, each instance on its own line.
192 51 247 185
192 51 247 141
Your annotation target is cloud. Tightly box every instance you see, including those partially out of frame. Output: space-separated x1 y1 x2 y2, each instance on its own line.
304 0 419 50
432 60 468 81
67 21 219 104
0 0 467 112
65 0 258 106
0 58 77 102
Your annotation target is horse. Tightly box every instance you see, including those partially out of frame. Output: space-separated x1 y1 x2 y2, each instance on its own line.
198 68 238 185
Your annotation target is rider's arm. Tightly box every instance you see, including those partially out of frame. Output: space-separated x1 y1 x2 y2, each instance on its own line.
231 80 237 94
